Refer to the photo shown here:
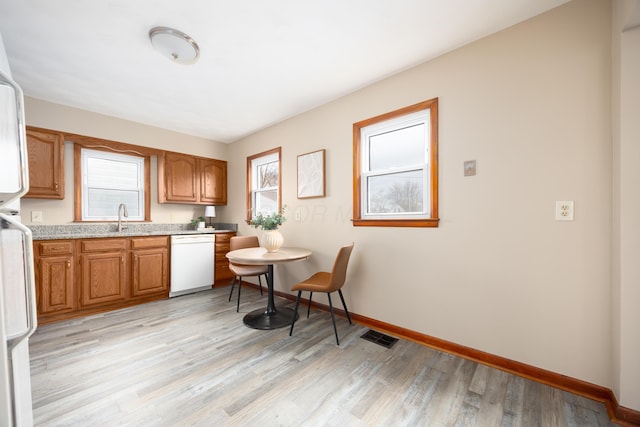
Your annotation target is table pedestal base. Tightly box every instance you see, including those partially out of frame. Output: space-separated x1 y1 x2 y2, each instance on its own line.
243 307 298 330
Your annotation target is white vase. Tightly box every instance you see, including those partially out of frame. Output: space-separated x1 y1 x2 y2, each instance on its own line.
261 230 284 253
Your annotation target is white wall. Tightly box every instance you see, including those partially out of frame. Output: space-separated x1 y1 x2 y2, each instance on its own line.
228 0 618 393
21 98 230 225
612 0 640 410
18 0 639 411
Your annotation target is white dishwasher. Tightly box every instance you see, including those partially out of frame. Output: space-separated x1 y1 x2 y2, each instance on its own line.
170 234 215 297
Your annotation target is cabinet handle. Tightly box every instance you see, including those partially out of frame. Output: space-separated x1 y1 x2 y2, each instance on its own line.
67 260 70 268
121 255 124 263
55 183 59 190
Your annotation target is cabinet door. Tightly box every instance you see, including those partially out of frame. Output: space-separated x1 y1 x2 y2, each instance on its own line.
200 158 227 205
24 128 65 199
131 248 168 296
80 252 126 306
162 152 198 203
37 254 75 315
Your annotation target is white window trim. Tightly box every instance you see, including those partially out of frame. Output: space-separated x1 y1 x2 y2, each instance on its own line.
80 148 145 221
251 151 279 216
360 109 430 220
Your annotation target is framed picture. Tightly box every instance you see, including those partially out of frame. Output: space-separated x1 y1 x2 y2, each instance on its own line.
297 149 326 199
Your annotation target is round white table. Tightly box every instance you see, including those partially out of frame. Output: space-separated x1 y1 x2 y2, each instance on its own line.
226 246 312 330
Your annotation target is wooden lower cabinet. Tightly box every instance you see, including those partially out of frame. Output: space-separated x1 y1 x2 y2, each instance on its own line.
80 251 126 306
214 232 236 284
131 237 169 296
35 240 75 316
79 238 127 307
34 235 170 324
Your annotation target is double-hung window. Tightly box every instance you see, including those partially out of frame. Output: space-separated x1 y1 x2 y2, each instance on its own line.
246 147 281 220
353 98 439 227
78 147 147 221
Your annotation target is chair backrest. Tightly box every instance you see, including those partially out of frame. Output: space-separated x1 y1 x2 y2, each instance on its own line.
327 243 354 292
230 235 260 251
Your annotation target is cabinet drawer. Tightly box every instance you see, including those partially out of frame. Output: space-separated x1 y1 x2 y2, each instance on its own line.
215 261 233 282
215 242 230 254
215 252 229 262
37 241 74 256
131 236 169 250
81 239 127 253
215 233 233 243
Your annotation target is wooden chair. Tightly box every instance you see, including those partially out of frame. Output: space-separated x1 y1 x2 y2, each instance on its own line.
289 243 354 345
228 236 268 312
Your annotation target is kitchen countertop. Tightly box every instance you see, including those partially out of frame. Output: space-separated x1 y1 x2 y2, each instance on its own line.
29 223 237 241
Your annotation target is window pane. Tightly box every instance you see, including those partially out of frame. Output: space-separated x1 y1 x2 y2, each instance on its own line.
367 170 424 214
87 157 140 189
257 161 278 189
369 123 426 171
255 189 278 214
87 188 140 218
81 148 145 221
247 148 281 224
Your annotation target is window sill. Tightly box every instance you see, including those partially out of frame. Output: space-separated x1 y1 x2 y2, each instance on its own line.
351 218 440 228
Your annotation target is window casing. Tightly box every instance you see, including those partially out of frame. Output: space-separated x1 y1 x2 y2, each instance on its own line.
246 147 281 221
353 98 439 227
78 147 147 221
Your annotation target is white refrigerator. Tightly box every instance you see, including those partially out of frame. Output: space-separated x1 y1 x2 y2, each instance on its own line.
0 32 37 427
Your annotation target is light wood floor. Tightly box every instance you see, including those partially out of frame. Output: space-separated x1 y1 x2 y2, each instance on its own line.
29 287 615 426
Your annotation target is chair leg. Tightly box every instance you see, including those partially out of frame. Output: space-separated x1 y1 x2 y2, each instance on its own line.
306 292 313 318
327 293 339 345
338 289 352 325
258 275 264 296
236 277 242 312
289 291 302 337
228 277 236 302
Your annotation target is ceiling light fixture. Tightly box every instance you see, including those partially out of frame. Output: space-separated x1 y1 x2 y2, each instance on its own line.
149 26 200 65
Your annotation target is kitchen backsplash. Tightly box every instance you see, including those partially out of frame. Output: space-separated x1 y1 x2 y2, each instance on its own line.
29 222 238 238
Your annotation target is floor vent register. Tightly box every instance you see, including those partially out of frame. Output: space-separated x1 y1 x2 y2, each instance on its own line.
360 329 399 349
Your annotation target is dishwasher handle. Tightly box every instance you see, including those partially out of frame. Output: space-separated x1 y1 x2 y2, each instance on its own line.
171 234 215 244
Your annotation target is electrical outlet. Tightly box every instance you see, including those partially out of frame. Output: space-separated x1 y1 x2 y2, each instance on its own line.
294 209 301 222
31 211 43 223
555 201 574 221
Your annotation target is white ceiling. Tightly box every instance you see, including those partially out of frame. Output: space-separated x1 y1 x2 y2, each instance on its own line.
0 0 568 143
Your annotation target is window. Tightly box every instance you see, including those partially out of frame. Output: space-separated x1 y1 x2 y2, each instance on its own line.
353 98 439 227
75 147 150 221
246 147 281 221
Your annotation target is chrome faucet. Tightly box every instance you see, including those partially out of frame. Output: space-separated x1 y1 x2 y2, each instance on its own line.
117 203 128 232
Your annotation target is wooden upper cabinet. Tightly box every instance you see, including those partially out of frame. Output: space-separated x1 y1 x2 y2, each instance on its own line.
159 152 227 205
24 128 65 199
162 152 199 203
199 158 227 205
